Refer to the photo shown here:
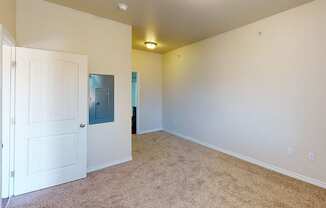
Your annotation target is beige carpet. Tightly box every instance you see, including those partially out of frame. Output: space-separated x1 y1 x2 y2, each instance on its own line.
9 131 326 208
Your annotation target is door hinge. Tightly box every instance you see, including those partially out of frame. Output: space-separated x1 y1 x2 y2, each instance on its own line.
10 171 15 178
11 117 15 125
11 61 16 68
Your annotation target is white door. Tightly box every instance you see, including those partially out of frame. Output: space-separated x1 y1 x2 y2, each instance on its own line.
14 48 88 195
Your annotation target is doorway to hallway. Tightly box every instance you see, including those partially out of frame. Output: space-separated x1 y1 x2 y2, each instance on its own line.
131 72 139 134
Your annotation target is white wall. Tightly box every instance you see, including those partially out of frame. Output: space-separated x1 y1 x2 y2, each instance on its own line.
163 0 326 187
0 0 16 38
16 0 132 172
132 50 162 133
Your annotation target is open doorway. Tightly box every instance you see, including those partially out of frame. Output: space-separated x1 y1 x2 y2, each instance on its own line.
131 72 139 134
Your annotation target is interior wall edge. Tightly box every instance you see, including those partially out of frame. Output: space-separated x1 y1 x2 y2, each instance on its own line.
131 49 163 134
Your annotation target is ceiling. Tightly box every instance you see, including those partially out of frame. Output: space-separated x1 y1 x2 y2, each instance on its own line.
46 0 314 54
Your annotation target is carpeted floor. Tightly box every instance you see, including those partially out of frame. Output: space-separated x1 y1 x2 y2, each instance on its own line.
9 131 326 208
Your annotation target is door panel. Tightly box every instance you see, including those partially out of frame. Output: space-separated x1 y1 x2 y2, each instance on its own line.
28 134 78 174
14 47 88 195
29 60 78 123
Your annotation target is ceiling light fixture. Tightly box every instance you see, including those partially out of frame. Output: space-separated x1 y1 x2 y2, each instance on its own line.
144 41 158 50
117 3 128 11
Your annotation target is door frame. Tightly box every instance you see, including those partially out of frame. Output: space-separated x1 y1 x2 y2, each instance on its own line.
1 26 16 199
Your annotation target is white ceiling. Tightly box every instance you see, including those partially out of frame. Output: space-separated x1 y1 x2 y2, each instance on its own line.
47 0 314 53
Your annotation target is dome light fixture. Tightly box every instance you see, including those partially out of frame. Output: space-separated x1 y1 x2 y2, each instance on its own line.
144 41 158 50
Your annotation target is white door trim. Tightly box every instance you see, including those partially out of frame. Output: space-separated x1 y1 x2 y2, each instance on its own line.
1 26 15 198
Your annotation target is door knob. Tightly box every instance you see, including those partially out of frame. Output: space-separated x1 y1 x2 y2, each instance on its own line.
80 123 87 128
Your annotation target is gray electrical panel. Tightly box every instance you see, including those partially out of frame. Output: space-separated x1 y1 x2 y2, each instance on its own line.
89 74 114 124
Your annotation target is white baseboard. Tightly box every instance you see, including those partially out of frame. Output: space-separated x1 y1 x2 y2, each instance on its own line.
87 157 132 173
164 129 326 189
137 128 163 135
